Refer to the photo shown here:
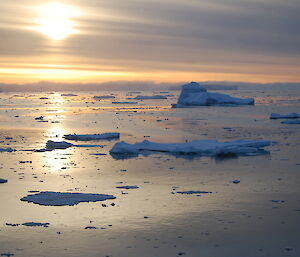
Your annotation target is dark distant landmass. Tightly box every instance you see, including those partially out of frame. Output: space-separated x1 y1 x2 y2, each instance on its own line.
0 81 299 92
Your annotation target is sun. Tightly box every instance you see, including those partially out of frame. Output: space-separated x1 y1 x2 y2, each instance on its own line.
33 2 81 40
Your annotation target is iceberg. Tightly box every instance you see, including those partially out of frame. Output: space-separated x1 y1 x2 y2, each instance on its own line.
20 191 116 206
110 139 270 158
172 82 254 107
270 113 300 119
133 95 167 100
63 133 120 141
45 140 73 150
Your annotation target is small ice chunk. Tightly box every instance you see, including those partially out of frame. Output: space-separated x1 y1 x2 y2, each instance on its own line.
270 113 300 119
63 133 120 141
45 140 73 150
116 186 139 189
134 95 167 100
20 191 116 206
0 148 14 152
281 120 300 124
232 180 240 184
0 179 8 184
172 82 254 107
176 191 212 194
22 222 50 227
35 116 44 120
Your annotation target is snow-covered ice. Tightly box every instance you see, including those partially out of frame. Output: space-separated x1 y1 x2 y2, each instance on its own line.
270 113 300 119
110 139 270 157
20 191 116 206
172 82 254 107
63 133 120 141
45 140 73 150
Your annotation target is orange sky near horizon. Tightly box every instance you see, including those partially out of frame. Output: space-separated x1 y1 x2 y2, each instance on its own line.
1 0 300 84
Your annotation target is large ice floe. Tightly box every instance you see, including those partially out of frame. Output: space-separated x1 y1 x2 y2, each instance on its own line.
270 113 300 119
110 139 270 159
63 133 120 141
172 82 254 107
20 191 116 206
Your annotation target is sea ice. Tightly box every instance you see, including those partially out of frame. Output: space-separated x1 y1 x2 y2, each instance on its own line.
93 95 115 99
0 148 14 152
63 133 120 141
281 120 300 124
116 186 139 189
110 139 270 157
270 113 300 119
22 222 50 227
133 95 167 100
20 191 116 206
0 179 8 183
45 140 73 150
112 101 138 104
172 82 254 107
61 93 78 96
176 191 212 194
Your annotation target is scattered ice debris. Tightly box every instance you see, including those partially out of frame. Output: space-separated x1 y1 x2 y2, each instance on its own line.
63 133 120 141
93 95 115 99
22 222 50 227
0 147 14 152
116 186 139 189
61 93 78 96
133 95 167 100
110 139 270 158
270 113 300 119
112 101 138 104
5 223 19 227
20 191 116 206
281 120 300 124
45 140 73 150
176 191 212 194
0 179 8 183
172 82 254 107
232 180 240 184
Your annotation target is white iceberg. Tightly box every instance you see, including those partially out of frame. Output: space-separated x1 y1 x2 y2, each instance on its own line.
0 147 14 152
172 82 254 107
93 95 115 99
20 191 116 206
270 113 300 119
63 133 120 141
110 139 270 157
281 120 300 124
46 140 73 150
133 95 167 100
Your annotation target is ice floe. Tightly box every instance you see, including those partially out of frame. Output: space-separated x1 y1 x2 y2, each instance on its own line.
133 95 167 100
63 133 120 141
22 222 49 227
110 139 270 158
176 191 212 194
0 147 14 152
270 113 300 119
0 179 8 183
45 140 73 150
281 120 300 124
116 186 139 189
172 82 254 107
20 191 116 206
93 95 115 99
112 101 138 104
61 93 78 96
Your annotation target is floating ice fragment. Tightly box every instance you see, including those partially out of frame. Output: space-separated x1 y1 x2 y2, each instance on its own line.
172 82 254 107
133 95 167 100
270 113 300 119
281 120 300 124
61 93 78 96
232 180 240 184
0 147 14 152
0 179 8 183
116 186 139 189
93 95 115 99
176 191 212 194
22 222 49 227
20 191 116 206
112 101 138 104
46 140 73 150
63 133 120 141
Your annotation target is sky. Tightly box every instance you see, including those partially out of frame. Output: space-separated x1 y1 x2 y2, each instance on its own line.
0 0 300 84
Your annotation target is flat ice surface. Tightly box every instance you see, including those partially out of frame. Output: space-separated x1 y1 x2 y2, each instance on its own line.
134 95 167 100
281 120 300 124
270 113 300 119
63 133 120 141
110 139 270 156
173 82 254 107
20 191 116 206
45 140 73 150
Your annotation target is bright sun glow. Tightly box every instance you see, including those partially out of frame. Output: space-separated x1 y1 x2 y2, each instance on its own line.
34 2 81 40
